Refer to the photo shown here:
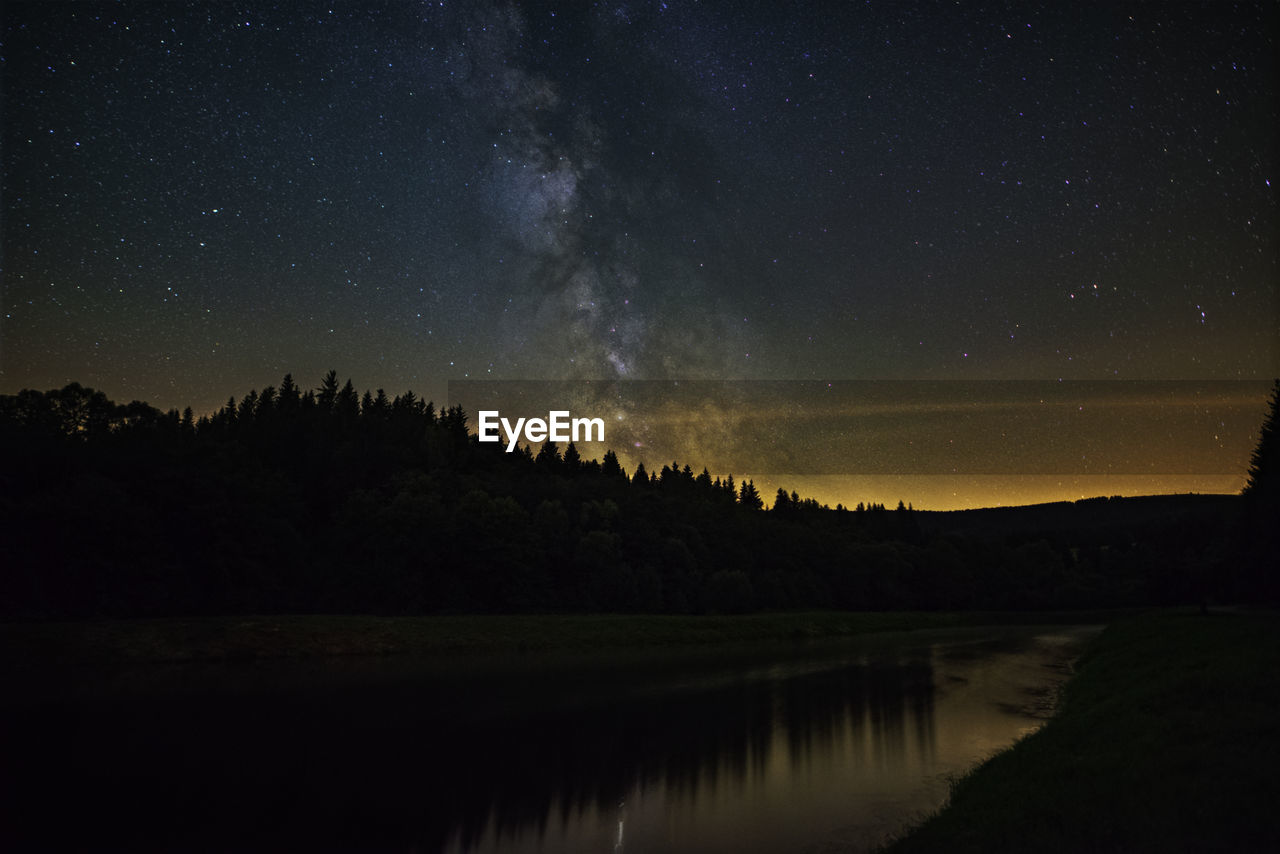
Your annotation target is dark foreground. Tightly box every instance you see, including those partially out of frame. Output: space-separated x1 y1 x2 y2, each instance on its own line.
1 614 1099 853
884 609 1280 853
2 609 1274 852
0 609 1130 669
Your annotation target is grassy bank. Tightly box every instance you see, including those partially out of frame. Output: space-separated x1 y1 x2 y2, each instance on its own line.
883 610 1280 853
0 608 1127 667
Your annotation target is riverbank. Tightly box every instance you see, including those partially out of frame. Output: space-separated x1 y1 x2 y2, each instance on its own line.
0 609 1130 667
882 609 1280 853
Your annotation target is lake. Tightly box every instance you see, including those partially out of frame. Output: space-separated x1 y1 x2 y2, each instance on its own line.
2 624 1098 852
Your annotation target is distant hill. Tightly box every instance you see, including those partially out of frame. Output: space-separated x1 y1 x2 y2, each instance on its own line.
917 494 1239 539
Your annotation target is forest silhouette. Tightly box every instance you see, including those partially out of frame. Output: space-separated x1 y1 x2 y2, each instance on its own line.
2 373 1275 618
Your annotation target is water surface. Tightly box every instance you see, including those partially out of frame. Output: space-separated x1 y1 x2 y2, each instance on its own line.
2 624 1098 852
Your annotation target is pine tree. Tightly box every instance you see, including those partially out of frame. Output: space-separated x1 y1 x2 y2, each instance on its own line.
773 487 791 512
601 449 625 480
536 441 561 468
238 390 258 420
335 380 359 423
369 388 390 421
1239 379 1279 603
1243 379 1279 503
317 369 339 411
279 374 300 409
440 404 469 445
257 386 277 415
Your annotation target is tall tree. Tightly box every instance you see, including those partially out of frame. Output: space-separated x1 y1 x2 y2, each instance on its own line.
562 441 581 471
257 386 277 415
317 369 340 411
773 487 791 512
279 374 300 410
1240 379 1280 603
536 441 561 468
1243 379 1279 503
238 390 259 420
601 449 626 480
335 380 360 424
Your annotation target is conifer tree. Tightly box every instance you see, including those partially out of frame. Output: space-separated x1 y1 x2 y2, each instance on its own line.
536 441 561 467
257 386 277 416
601 449 625 480
279 374 300 409
318 369 339 411
1243 379 1279 503
335 380 360 423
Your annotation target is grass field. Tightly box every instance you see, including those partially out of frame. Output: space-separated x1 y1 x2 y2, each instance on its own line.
882 609 1280 853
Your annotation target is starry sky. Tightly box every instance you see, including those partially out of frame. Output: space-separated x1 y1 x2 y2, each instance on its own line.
3 1 1276 508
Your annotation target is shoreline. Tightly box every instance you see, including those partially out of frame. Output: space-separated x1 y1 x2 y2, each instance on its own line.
881 609 1280 852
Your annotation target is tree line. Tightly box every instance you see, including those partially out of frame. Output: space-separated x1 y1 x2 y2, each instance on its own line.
1 373 1273 618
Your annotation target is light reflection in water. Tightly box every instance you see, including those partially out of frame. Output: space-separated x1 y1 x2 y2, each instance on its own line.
441 627 1095 854
2 625 1097 853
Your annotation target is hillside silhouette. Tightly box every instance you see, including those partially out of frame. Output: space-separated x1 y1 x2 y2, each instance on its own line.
1 373 1272 618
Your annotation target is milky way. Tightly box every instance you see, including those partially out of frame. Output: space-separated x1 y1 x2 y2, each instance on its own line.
2 1 1276 506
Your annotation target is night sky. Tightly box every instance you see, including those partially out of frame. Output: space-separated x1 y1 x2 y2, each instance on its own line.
3 1 1276 508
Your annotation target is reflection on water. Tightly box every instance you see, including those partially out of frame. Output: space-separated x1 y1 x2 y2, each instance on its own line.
1 625 1097 852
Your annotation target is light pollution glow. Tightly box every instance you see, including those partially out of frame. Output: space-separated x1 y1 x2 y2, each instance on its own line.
451 380 1271 511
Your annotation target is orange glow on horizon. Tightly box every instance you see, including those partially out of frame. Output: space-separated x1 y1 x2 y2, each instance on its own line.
734 474 1247 512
